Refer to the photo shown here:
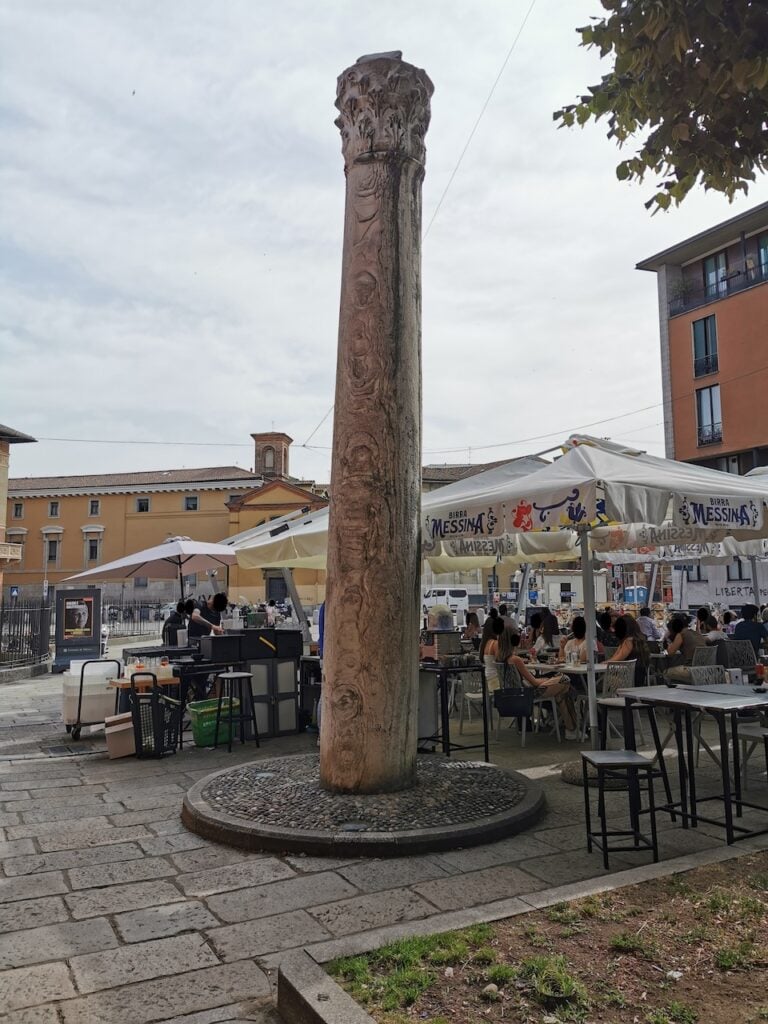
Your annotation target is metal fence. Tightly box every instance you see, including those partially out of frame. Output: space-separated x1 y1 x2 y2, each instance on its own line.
102 600 168 637
0 599 53 668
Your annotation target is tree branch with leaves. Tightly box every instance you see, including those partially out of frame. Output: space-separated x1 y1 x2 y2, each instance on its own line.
554 0 768 212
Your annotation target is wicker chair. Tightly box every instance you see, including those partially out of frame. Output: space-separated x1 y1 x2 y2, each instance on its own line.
594 661 643 747
692 645 718 667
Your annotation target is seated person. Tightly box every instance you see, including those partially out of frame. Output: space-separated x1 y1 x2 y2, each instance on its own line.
483 616 505 692
496 626 578 737
596 610 614 648
561 615 599 664
733 603 766 656
637 606 662 641
607 614 649 687
695 605 711 634
665 613 708 682
704 616 727 642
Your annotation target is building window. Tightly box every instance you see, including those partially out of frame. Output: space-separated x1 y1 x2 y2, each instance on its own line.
263 447 275 471
692 315 718 377
12 502 23 519
134 576 148 588
685 564 708 583
727 559 750 582
136 497 150 513
87 539 100 562
89 499 100 516
696 384 722 446
703 250 727 298
759 233 768 279
49 501 59 518
184 495 199 511
47 539 59 564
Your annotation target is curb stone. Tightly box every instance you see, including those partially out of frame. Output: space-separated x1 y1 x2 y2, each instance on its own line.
275 833 768 1023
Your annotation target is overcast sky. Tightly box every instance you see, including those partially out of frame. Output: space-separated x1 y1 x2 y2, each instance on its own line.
3 0 767 485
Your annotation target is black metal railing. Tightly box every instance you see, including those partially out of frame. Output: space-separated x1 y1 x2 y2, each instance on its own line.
0 600 52 668
670 258 768 316
103 600 168 636
693 353 719 377
697 422 723 446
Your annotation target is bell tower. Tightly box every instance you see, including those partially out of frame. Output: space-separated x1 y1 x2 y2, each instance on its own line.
251 432 293 479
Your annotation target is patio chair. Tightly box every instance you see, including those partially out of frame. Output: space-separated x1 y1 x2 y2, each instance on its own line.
692 645 718 667
688 664 728 766
739 721 768 790
458 669 489 734
721 639 758 679
594 661 645 748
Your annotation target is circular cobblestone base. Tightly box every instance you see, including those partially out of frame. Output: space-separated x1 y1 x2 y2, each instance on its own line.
182 753 546 857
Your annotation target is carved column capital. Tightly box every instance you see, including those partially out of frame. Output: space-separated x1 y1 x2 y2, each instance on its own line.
335 50 434 168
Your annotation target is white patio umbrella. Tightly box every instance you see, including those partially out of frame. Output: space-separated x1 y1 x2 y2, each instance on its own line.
62 536 238 599
422 434 768 746
230 455 554 572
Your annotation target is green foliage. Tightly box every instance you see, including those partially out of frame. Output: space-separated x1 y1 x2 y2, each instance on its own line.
554 0 768 211
610 931 655 957
519 954 588 1008
713 940 754 971
486 963 515 985
472 946 496 965
646 1002 699 1024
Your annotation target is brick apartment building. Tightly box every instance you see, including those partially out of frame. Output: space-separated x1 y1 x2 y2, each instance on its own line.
637 201 768 472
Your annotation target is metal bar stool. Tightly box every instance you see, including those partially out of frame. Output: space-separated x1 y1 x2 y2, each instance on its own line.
214 672 260 752
581 749 659 869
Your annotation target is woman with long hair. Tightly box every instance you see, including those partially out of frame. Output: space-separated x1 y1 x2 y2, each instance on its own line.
608 614 649 686
496 626 578 736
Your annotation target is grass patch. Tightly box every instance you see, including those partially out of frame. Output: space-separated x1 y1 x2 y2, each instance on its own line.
486 963 515 985
646 1002 698 1023
610 931 656 958
519 954 588 1009
713 941 754 971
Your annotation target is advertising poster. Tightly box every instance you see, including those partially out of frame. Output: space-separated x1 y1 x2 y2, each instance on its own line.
63 597 94 640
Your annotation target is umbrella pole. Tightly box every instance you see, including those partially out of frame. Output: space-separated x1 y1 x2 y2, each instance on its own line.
579 528 599 751
750 555 760 606
178 565 185 602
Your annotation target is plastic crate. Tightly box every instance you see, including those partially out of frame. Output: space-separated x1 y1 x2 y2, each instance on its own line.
188 698 240 748
129 686 181 759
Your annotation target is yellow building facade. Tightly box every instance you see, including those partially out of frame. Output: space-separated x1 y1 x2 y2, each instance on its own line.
5 466 328 605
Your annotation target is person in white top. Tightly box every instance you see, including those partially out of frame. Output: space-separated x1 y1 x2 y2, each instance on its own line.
704 616 727 642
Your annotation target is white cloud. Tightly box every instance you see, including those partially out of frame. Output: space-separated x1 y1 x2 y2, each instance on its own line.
2 0 766 484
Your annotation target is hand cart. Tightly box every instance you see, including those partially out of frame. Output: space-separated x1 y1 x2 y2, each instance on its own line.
64 659 123 741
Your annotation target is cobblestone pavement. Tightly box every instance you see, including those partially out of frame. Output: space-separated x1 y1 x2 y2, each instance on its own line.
0 669 765 1022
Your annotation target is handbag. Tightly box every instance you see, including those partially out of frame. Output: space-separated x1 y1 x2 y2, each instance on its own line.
493 686 534 718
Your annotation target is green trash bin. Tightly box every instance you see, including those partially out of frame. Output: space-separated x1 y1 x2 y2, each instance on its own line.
187 698 240 748
246 612 258 627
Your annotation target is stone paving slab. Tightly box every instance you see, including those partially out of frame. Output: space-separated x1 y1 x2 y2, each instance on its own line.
4 1005 62 1024
0 870 68 904
68 854 178 889
336 855 451 893
114 900 221 943
307 887 437 937
6 814 112 839
207 910 332 961
35 823 153 851
176 858 296 898
70 932 220 994
206 872 359 924
0 895 70 933
0 917 118 969
3 839 144 876
412 862 546 911
65 879 186 919
0 961 77 1013
58 962 271 1024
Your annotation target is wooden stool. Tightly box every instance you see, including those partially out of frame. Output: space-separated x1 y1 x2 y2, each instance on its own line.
214 672 260 752
581 750 659 869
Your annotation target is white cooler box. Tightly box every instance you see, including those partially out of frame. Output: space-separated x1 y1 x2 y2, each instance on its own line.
62 662 117 726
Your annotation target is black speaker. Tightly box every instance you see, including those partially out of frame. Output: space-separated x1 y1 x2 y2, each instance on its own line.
241 629 277 659
199 634 242 663
275 630 303 658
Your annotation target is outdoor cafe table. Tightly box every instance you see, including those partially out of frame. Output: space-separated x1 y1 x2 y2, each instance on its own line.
418 663 490 763
619 684 768 844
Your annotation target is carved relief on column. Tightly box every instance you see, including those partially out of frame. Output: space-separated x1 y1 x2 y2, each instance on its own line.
321 53 432 794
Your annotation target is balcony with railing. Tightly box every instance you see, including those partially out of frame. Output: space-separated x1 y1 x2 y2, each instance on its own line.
697 422 723 447
693 353 719 377
670 258 768 316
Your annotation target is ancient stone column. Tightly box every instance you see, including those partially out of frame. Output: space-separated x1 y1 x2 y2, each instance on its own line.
320 52 433 794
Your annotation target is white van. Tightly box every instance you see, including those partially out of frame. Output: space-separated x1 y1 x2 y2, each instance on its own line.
422 588 469 616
